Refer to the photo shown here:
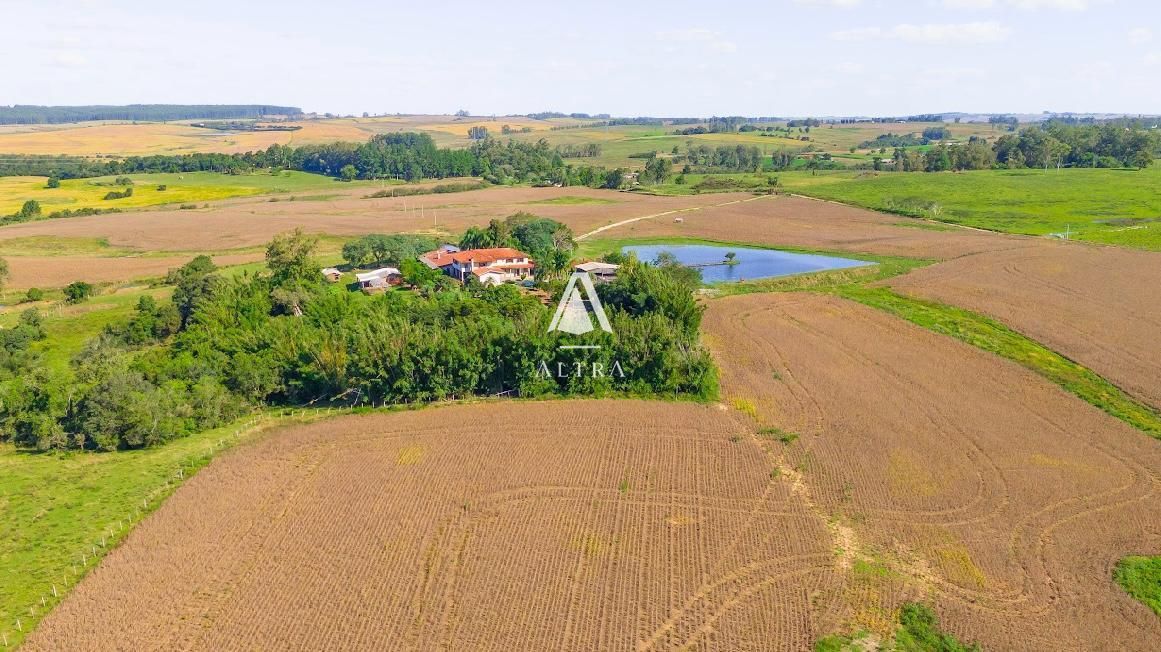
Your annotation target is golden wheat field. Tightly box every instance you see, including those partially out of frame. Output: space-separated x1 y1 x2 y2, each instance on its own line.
0 115 591 156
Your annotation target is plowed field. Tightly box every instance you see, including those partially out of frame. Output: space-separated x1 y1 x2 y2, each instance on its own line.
887 242 1161 409
25 401 845 651
596 194 1029 260
0 187 751 288
703 293 1161 651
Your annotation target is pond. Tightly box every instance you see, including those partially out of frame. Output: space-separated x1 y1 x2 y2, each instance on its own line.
621 244 875 284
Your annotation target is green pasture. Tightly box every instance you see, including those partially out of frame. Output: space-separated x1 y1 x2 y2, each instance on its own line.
0 410 328 649
779 167 1161 250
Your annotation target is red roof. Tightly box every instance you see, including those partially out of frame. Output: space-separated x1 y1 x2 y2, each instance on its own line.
447 247 529 264
421 250 455 268
422 247 531 268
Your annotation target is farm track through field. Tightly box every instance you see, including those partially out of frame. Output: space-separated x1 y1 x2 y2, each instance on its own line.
590 193 1034 261
26 401 851 651
702 293 1161 651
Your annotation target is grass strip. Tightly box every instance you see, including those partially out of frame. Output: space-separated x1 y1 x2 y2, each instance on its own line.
1114 556 1161 617
836 286 1161 440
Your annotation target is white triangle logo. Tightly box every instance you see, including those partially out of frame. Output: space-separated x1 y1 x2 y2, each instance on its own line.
548 272 613 335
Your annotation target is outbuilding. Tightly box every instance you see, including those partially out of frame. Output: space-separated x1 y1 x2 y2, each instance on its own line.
355 267 402 291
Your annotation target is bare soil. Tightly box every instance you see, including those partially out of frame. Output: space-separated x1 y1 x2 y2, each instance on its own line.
887 241 1161 409
0 187 747 252
1 253 264 289
24 401 845 651
596 194 1031 260
702 293 1161 651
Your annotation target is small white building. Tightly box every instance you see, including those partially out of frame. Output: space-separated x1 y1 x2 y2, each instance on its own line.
355 267 402 291
575 261 620 283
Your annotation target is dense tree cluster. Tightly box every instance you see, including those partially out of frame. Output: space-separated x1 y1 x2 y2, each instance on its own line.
342 234 440 268
555 143 602 158
867 121 1156 172
0 104 301 125
858 133 930 149
683 144 763 172
0 230 716 451
994 121 1155 169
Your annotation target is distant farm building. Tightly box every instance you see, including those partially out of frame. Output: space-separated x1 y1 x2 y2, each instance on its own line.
574 261 620 283
355 267 402 292
420 247 534 286
321 267 343 283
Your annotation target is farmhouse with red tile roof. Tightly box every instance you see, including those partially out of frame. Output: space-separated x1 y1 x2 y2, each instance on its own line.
420 246 534 285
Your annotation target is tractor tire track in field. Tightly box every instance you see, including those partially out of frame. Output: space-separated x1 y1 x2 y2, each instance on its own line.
702 292 1161 651
26 401 843 651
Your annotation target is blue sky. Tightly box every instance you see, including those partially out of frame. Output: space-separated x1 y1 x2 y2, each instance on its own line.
2 0 1158 117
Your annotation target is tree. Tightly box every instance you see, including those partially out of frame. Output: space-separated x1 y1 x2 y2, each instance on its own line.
603 168 625 189
169 256 220 327
64 281 94 304
342 239 372 267
641 157 673 185
468 126 489 140
339 164 358 181
46 177 60 189
17 200 41 218
266 229 319 288
266 229 319 316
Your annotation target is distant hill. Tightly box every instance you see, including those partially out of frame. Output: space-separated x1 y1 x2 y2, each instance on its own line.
0 104 303 125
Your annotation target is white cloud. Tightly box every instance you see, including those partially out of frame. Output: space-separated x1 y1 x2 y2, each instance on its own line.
1007 0 1098 9
830 27 885 41
944 0 1107 8
794 0 864 6
831 22 1012 44
655 28 737 53
1129 28 1153 45
51 51 88 68
831 61 866 74
943 0 996 8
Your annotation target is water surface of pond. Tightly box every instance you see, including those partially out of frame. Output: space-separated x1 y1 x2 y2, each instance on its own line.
622 244 875 283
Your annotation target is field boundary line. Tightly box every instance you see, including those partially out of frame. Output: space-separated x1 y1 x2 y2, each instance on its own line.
577 194 772 241
785 192 1002 235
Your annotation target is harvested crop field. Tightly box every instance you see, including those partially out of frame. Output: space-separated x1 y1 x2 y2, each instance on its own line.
1 252 264 289
703 293 1161 651
0 186 747 252
887 242 1161 409
26 401 847 651
600 194 1030 260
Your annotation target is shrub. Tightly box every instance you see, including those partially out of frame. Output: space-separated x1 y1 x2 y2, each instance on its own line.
46 177 61 189
156 184 167 191
24 287 44 302
103 187 133 200
17 200 41 218
64 281 94 304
